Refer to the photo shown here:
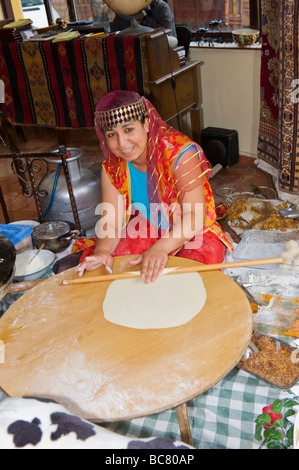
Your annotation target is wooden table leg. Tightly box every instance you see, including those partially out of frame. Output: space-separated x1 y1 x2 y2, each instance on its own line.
176 403 193 446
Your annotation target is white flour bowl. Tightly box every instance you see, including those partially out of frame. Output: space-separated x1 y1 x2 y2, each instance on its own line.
15 249 55 281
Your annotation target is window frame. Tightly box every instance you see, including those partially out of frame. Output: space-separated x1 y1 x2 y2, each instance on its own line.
0 0 14 19
1 0 261 43
169 0 261 43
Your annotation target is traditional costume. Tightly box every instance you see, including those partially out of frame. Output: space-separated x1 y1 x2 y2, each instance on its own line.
79 90 232 264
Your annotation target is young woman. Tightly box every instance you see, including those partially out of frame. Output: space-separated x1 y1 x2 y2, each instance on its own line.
76 90 232 283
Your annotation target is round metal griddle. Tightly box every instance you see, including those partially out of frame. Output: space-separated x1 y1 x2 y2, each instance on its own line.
0 234 16 302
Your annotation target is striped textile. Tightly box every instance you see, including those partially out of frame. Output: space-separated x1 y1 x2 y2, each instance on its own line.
0 34 146 129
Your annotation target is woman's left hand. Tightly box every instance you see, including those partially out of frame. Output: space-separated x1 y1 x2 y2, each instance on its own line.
129 246 168 283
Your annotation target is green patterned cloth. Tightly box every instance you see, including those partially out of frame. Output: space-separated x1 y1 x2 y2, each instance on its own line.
1 274 298 449
100 368 299 449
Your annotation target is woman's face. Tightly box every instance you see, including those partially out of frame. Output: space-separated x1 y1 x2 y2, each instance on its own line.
104 118 149 165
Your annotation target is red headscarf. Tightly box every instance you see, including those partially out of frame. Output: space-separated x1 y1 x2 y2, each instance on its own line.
86 91 233 262
94 90 213 217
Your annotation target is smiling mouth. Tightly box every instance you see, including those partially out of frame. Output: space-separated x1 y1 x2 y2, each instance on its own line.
121 146 134 154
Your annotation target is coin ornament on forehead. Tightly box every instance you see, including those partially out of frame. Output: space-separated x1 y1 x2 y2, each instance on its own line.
94 98 147 130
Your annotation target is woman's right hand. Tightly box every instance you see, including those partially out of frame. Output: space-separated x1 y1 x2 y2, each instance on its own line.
75 251 113 277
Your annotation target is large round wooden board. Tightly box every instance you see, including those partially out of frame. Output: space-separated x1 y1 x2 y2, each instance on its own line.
0 255 252 421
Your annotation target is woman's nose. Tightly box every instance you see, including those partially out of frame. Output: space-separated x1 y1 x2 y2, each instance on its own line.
116 132 127 148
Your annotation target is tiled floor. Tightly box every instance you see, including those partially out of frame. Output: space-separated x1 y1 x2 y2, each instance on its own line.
0 126 276 241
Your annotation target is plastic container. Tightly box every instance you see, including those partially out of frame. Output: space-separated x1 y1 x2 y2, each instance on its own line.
232 229 299 271
0 224 33 253
237 269 299 337
252 297 299 337
237 269 299 299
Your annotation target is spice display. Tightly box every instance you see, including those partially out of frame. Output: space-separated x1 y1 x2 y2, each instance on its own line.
226 198 299 235
237 331 299 388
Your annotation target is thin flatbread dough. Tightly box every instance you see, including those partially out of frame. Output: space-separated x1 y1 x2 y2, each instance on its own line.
103 272 207 329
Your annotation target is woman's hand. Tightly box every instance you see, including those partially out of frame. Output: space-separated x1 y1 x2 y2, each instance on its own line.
129 245 168 283
75 251 113 277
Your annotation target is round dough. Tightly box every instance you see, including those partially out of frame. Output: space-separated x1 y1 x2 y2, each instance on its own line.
103 272 207 329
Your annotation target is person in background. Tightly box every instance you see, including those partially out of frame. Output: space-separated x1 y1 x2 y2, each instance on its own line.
75 90 233 283
110 0 177 38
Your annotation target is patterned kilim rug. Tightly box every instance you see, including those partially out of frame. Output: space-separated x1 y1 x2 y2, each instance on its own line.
257 0 299 203
0 34 147 129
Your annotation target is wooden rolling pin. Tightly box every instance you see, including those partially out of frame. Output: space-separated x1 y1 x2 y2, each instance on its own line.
7 278 45 293
62 256 284 285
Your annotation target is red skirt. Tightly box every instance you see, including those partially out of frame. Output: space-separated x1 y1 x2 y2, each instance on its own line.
78 214 226 265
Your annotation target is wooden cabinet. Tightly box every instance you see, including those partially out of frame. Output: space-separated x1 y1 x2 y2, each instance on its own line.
145 30 201 142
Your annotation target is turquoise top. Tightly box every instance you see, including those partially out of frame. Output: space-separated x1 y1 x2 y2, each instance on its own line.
128 161 150 221
128 145 196 229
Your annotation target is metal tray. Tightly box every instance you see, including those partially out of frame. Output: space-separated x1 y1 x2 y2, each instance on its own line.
237 331 299 390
